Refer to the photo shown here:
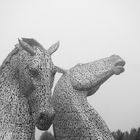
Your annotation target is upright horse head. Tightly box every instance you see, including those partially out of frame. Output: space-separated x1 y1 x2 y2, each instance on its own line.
52 55 125 140
0 38 60 139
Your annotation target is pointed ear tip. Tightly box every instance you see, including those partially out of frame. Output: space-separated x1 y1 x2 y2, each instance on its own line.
21 37 33 41
18 38 22 43
54 66 66 74
22 37 34 39
57 41 60 45
55 41 60 48
18 38 26 44
21 37 25 40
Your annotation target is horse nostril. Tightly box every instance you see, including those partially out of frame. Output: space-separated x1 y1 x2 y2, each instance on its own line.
36 112 55 131
110 55 125 67
38 112 45 120
51 113 55 120
38 112 55 121
114 60 125 67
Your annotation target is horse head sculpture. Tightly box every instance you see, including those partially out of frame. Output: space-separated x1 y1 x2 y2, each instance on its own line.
69 55 125 96
52 55 125 140
0 38 61 139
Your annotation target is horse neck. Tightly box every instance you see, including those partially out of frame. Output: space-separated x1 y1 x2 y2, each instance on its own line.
0 61 35 140
53 73 88 112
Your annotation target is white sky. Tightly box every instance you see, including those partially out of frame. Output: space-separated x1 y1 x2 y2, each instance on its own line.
0 0 140 139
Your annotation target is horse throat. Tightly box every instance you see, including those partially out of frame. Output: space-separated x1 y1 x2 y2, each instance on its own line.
0 66 35 140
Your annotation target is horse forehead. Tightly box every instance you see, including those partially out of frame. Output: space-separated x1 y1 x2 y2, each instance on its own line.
73 61 106 72
33 47 49 60
30 54 53 71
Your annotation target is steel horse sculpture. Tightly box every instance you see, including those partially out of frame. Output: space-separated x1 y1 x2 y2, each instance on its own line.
52 55 125 140
0 38 61 140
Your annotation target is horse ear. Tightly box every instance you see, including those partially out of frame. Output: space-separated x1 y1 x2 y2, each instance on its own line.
18 39 35 56
53 65 66 74
47 41 60 55
22 38 44 50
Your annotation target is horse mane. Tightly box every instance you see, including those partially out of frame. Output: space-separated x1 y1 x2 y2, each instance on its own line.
0 44 20 74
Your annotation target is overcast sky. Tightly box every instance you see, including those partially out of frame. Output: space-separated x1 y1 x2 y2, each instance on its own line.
0 0 140 139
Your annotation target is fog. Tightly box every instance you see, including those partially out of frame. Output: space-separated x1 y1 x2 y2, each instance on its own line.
0 0 140 139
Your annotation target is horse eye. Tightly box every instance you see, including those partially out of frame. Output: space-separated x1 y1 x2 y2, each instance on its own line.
29 68 39 77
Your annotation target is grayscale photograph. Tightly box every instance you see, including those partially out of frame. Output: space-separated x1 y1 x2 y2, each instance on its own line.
0 0 139 140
